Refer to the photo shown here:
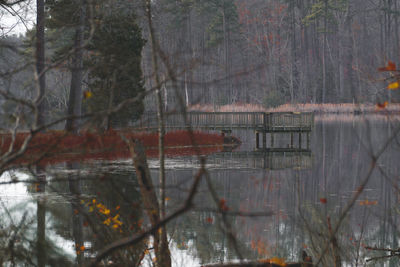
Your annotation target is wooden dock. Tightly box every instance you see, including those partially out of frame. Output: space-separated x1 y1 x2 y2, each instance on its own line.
133 111 314 150
133 112 314 132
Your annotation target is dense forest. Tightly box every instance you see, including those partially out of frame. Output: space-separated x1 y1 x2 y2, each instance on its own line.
1 0 400 123
142 0 400 109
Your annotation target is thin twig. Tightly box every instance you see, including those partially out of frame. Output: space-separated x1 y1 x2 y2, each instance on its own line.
315 125 400 265
91 157 206 266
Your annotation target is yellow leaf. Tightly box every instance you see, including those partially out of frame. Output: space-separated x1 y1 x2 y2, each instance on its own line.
114 219 123 226
97 203 110 215
103 218 111 226
165 197 170 201
112 214 123 225
83 90 93 99
112 224 119 229
387 81 400 90
89 206 94 212
92 199 96 204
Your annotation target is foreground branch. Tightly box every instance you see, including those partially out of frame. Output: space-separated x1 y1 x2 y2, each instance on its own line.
91 145 206 266
365 246 400 262
127 139 170 267
315 125 400 265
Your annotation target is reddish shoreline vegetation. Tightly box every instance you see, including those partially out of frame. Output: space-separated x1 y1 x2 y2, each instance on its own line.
0 130 236 166
188 103 400 114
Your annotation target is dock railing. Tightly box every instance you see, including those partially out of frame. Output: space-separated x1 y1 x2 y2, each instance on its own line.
133 111 314 132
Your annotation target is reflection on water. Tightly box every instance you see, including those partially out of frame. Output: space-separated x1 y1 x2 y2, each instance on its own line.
0 115 399 266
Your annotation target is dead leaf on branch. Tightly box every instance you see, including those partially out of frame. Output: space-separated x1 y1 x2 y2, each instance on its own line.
378 61 397 71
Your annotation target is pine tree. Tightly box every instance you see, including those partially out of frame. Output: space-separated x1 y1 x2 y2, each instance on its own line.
85 11 145 128
46 0 145 129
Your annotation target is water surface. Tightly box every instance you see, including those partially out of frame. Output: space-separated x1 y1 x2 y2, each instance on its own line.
1 114 399 266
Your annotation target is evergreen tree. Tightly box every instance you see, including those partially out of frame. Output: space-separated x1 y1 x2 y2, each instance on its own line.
86 11 145 128
46 0 145 129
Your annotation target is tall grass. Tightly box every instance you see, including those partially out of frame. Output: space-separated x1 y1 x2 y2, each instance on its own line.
188 103 267 112
266 103 400 113
188 103 400 114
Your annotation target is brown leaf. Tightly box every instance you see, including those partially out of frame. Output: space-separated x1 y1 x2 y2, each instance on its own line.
376 101 388 109
378 61 397 71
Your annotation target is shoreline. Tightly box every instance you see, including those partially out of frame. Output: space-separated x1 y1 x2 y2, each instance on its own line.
188 103 400 115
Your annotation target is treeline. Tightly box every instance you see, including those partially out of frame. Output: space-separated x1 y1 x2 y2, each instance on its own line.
142 0 400 110
1 0 400 127
0 0 145 129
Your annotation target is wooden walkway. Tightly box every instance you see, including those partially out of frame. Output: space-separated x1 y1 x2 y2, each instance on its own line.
133 112 314 132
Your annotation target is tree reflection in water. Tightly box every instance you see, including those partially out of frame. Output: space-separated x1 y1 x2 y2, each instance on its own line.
0 117 399 266
48 162 146 265
0 162 145 266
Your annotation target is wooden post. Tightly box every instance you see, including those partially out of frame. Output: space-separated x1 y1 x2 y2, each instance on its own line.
270 133 274 148
267 154 272 169
262 132 266 149
290 133 294 148
263 112 267 129
260 151 267 169
307 132 310 149
255 131 260 149
221 129 231 137
299 133 302 149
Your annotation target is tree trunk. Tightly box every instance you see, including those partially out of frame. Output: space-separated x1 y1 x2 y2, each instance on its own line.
395 0 399 62
36 173 46 267
144 1 171 266
68 163 84 266
65 0 86 133
289 0 297 103
36 0 46 127
128 139 171 267
36 2 47 262
322 0 328 103
338 20 345 102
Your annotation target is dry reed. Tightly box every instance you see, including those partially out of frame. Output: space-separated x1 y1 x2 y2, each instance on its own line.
188 103 400 114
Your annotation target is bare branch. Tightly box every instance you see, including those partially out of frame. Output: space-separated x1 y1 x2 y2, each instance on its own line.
91 156 206 266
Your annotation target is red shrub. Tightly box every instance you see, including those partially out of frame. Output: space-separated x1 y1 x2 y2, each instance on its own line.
0 130 224 166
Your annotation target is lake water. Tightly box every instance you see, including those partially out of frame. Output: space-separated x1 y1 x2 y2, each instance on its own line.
1 114 399 266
